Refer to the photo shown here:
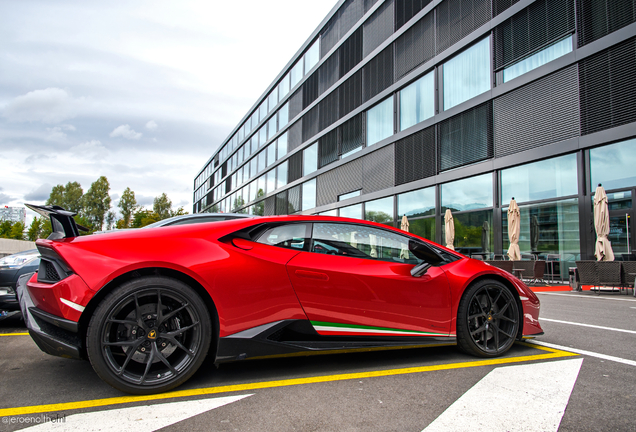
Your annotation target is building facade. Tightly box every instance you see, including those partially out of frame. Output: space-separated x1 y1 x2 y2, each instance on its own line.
0 207 26 224
194 0 636 278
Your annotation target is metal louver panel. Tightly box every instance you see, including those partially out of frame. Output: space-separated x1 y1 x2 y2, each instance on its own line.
395 11 435 80
493 0 520 17
275 191 288 215
340 112 365 154
364 0 379 14
221 162 227 178
319 129 339 168
319 91 339 131
494 0 575 70
316 158 363 206
288 185 301 214
321 15 340 58
340 0 364 36
289 90 303 121
363 0 395 58
288 120 302 151
579 37 636 135
494 65 580 157
436 0 491 54
319 54 339 94
363 44 394 102
577 0 636 47
339 28 363 78
302 105 320 143
395 0 433 30
264 196 276 216
316 170 340 207
395 126 436 185
339 70 363 117
362 145 395 194
288 152 303 183
302 73 320 109
438 101 493 172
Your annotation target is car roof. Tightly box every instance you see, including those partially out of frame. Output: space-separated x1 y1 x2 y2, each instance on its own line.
142 213 254 228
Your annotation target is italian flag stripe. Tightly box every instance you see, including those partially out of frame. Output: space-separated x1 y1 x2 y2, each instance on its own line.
311 321 447 337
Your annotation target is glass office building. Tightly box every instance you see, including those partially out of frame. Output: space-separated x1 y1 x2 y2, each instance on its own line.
194 0 636 276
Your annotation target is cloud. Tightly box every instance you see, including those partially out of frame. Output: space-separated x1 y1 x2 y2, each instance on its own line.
110 124 142 140
136 194 155 207
70 139 108 159
45 126 68 142
25 154 55 164
24 183 52 201
2 88 82 124
145 120 158 130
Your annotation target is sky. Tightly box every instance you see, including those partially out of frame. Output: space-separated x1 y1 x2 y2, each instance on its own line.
0 0 338 225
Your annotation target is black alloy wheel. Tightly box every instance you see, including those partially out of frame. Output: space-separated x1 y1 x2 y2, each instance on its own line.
456 279 519 357
87 277 211 394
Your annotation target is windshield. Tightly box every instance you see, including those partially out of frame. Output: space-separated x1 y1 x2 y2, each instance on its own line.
0 250 40 267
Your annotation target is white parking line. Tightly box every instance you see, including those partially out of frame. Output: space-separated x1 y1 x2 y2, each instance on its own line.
537 292 636 302
423 359 583 432
541 318 636 335
528 340 636 367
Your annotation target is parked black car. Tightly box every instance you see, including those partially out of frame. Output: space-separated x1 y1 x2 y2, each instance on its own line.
0 249 40 315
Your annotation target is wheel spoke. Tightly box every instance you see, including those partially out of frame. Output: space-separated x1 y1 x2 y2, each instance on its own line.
140 348 155 384
158 303 189 325
162 335 195 357
103 340 139 347
133 293 144 326
470 324 486 337
156 290 164 324
153 343 178 375
117 340 144 376
163 321 199 337
468 312 486 320
493 322 500 349
499 315 517 323
107 318 137 326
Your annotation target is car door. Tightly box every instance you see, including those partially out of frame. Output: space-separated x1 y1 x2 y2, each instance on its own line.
286 222 451 337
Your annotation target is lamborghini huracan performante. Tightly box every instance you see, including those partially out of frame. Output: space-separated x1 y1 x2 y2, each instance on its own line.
18 204 543 394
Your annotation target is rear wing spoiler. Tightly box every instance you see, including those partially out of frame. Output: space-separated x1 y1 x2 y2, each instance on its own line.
26 203 89 239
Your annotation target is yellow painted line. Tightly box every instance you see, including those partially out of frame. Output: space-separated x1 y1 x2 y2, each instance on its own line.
0 333 29 336
0 343 577 417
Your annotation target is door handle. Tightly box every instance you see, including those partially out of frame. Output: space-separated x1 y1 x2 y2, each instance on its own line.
294 270 329 281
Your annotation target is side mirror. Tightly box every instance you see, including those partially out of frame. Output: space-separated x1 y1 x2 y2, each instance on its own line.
408 239 444 277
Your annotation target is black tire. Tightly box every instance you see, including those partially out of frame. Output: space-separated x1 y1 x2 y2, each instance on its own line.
456 279 519 358
86 276 212 394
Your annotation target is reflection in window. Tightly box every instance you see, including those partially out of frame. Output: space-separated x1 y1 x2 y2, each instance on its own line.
267 143 276 167
259 127 267 147
590 138 636 191
365 197 394 225
443 37 491 110
398 187 435 217
278 102 289 127
259 103 267 122
504 36 572 82
319 209 338 216
302 179 316 211
312 223 419 263
275 161 287 189
304 40 320 73
257 151 266 173
268 90 278 113
279 73 290 99
501 154 577 203
257 224 308 250
266 169 276 193
339 190 361 201
303 143 318 176
339 203 362 219
400 71 435 131
267 116 277 141
290 61 303 88
408 217 435 241
278 133 288 158
442 210 493 257
367 96 394 146
442 173 493 211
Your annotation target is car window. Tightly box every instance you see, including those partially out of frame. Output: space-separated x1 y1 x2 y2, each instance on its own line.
311 223 422 264
168 216 226 226
256 224 310 250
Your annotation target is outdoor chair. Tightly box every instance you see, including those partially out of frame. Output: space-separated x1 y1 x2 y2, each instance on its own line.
575 261 599 290
529 260 547 285
511 260 534 281
484 260 513 274
620 261 636 296
596 261 622 293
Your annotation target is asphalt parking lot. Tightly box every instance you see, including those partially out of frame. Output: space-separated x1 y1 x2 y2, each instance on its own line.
1 289 635 432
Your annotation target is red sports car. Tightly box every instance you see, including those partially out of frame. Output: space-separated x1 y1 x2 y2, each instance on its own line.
18 204 542 394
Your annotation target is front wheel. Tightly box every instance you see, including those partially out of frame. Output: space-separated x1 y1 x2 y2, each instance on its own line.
456 279 519 357
86 276 212 394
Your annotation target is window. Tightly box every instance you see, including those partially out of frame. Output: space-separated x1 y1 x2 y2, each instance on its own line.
267 142 276 167
257 223 310 250
365 197 394 225
291 61 303 88
279 73 290 99
257 151 266 173
312 223 420 263
267 116 277 141
504 36 573 83
259 127 267 147
400 71 435 131
278 132 288 158
303 143 318 176
319 209 338 216
250 157 257 179
367 96 394 146
501 154 577 203
590 138 636 191
443 37 491 110
277 161 288 189
302 179 316 211
259 102 267 123
268 90 278 112
278 102 289 127
251 113 259 130
398 187 435 217
304 39 320 73
266 169 276 193
442 173 493 211
339 203 362 219
339 190 361 201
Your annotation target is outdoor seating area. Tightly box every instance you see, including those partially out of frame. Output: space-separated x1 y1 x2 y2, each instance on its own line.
573 260 636 296
484 259 550 286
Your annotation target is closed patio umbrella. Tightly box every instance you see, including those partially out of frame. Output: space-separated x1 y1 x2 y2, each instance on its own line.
530 215 539 252
444 209 455 251
400 215 409 259
507 198 521 261
481 220 490 253
400 214 410 232
594 184 615 261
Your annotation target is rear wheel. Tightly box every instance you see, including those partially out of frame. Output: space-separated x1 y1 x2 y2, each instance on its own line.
86 276 211 394
456 279 519 357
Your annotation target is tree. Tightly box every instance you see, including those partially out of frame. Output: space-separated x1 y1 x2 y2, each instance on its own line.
252 189 265 216
105 210 116 231
131 209 160 228
27 217 43 241
47 181 83 213
0 220 14 238
153 193 172 220
82 176 111 231
233 196 245 213
118 187 138 228
9 222 25 240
